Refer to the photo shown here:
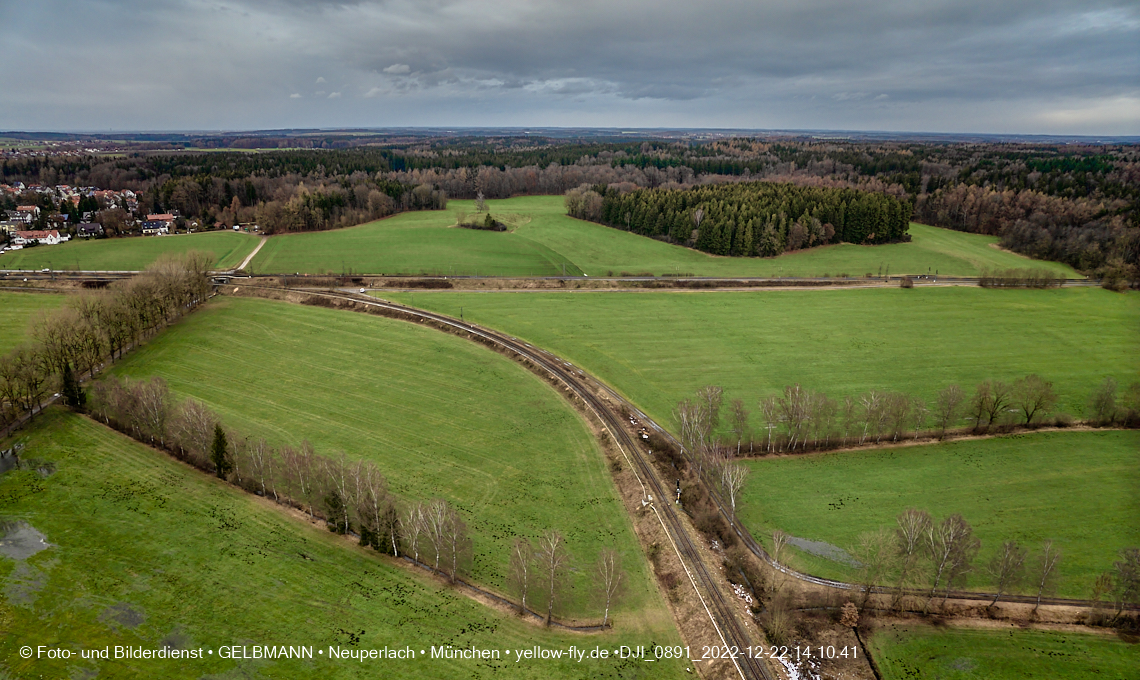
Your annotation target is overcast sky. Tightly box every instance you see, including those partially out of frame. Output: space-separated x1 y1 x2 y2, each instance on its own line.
1 0 1137 135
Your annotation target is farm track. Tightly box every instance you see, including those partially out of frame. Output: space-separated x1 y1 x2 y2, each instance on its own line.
238 284 772 680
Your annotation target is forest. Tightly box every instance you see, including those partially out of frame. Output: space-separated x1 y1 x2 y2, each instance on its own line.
567 181 912 257
2 135 1136 277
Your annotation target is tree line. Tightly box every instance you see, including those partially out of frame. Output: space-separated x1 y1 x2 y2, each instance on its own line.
836 509 1139 622
81 374 626 628
7 138 1133 280
568 181 913 257
0 253 211 433
673 376 1138 467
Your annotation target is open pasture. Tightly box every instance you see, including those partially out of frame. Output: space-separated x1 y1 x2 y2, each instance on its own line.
108 296 664 619
738 430 1140 597
249 195 1078 277
0 410 686 679
867 624 1140 680
384 286 1137 433
0 291 63 349
0 231 259 271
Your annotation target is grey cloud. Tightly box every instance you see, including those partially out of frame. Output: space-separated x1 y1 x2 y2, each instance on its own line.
0 0 1135 133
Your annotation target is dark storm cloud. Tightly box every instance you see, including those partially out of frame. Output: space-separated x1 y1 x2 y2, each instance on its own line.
0 0 1136 133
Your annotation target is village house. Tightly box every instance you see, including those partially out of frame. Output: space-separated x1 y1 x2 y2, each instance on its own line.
12 229 68 246
141 220 170 235
77 223 104 238
13 206 40 223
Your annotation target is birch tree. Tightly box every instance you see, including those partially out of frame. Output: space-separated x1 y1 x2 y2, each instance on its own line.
595 548 625 629
720 462 749 526
538 530 570 626
507 538 535 616
1032 540 1062 612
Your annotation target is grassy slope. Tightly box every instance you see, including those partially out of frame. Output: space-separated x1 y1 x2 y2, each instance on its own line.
0 291 63 349
250 207 580 277
0 410 686 679
867 625 1140 680
0 231 259 271
737 430 1140 597
384 287 1138 431
249 195 1078 277
108 296 662 619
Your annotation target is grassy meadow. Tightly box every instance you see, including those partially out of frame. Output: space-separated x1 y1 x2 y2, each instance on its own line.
249 195 1079 277
0 231 260 271
0 291 63 349
737 430 1140 597
107 296 663 619
383 287 1138 433
0 410 686 679
867 625 1140 680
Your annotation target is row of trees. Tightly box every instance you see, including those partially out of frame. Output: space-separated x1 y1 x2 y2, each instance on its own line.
570 181 913 257
0 253 211 432
85 375 627 627
836 509 1139 618
673 376 1138 467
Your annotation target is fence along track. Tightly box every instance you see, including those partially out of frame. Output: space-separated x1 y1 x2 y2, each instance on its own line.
238 285 774 680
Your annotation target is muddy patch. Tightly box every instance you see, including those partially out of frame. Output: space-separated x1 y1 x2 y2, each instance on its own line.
99 603 145 630
0 520 52 560
787 535 860 567
161 628 194 650
3 559 54 605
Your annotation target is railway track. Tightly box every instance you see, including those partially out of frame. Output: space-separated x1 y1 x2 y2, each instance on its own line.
240 285 774 680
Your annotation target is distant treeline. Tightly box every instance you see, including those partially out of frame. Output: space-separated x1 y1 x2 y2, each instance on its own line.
3 137 1136 277
568 181 912 256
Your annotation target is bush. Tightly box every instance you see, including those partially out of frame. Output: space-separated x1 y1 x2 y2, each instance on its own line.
1053 412 1074 428
900 275 914 288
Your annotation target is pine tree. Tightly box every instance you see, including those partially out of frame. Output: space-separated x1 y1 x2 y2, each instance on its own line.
210 424 232 480
60 362 86 410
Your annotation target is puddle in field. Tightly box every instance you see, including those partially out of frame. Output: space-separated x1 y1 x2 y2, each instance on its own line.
787 535 860 567
99 602 146 630
0 520 52 560
3 558 55 605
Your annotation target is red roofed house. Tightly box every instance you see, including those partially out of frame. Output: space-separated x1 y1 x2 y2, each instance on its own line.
13 229 68 246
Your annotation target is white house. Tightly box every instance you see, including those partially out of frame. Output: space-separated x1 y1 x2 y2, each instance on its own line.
12 230 68 246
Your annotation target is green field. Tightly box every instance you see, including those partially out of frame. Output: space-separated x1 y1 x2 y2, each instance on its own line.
249 195 1079 277
0 291 63 349
108 296 662 619
867 625 1140 680
0 231 260 271
737 430 1140 597
0 410 686 679
383 287 1138 431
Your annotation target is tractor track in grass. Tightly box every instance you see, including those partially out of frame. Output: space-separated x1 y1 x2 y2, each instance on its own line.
235 283 773 680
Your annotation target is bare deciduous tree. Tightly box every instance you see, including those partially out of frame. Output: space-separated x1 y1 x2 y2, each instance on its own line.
986 540 1027 606
934 384 964 438
507 538 534 616
720 462 749 526
924 514 980 608
1088 377 1119 424
1013 374 1058 424
972 380 1012 431
1032 540 1062 612
537 530 570 626
759 396 779 452
595 547 625 628
851 528 899 611
728 398 749 456
403 502 427 564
